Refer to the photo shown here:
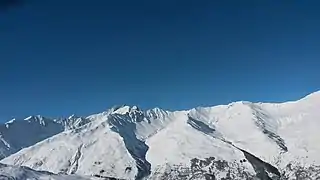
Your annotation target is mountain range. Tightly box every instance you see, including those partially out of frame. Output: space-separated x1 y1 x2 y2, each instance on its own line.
0 91 319 179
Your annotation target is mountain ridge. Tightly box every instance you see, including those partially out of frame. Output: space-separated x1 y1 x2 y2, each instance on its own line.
0 90 319 179
3 90 319 124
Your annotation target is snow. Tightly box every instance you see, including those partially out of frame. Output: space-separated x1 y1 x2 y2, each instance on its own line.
1 119 137 179
112 105 132 115
0 163 91 180
260 93 320 167
68 114 76 120
0 114 97 159
190 102 282 164
0 116 65 159
134 108 172 140
0 90 319 179
5 118 15 125
24 116 33 121
145 111 254 173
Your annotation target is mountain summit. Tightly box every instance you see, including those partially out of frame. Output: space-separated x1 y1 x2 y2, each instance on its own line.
0 91 320 179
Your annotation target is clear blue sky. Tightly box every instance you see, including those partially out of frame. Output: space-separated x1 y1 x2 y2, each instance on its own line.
0 0 319 120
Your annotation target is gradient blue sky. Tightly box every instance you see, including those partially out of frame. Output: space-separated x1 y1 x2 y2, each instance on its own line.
1 0 319 120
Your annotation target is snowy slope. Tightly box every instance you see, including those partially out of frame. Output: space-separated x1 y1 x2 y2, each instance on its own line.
1 91 320 179
0 115 64 159
1 116 138 179
0 115 91 159
0 163 92 180
146 110 257 179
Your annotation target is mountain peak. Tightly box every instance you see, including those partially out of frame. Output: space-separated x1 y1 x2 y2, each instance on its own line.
111 105 142 115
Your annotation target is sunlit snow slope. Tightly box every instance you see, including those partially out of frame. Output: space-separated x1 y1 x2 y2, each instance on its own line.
1 91 320 180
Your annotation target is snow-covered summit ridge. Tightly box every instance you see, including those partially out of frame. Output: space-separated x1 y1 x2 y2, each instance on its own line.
4 90 319 124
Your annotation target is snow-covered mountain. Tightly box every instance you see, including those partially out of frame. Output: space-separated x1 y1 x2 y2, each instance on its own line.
1 91 320 179
0 115 91 159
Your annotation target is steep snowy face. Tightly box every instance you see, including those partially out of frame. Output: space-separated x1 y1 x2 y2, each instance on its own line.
187 102 284 165
108 105 172 140
182 95 320 179
89 106 171 179
130 107 171 140
146 110 258 179
260 92 320 167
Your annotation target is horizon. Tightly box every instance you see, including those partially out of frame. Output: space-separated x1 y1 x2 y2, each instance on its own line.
3 90 319 121
1 0 320 121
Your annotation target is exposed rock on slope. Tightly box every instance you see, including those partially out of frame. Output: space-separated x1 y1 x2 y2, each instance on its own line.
0 163 91 180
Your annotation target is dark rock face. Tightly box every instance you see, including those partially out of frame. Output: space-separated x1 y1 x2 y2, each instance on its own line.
150 157 256 180
92 174 125 180
280 163 320 180
108 113 151 180
187 117 216 135
149 156 320 180
240 149 280 180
